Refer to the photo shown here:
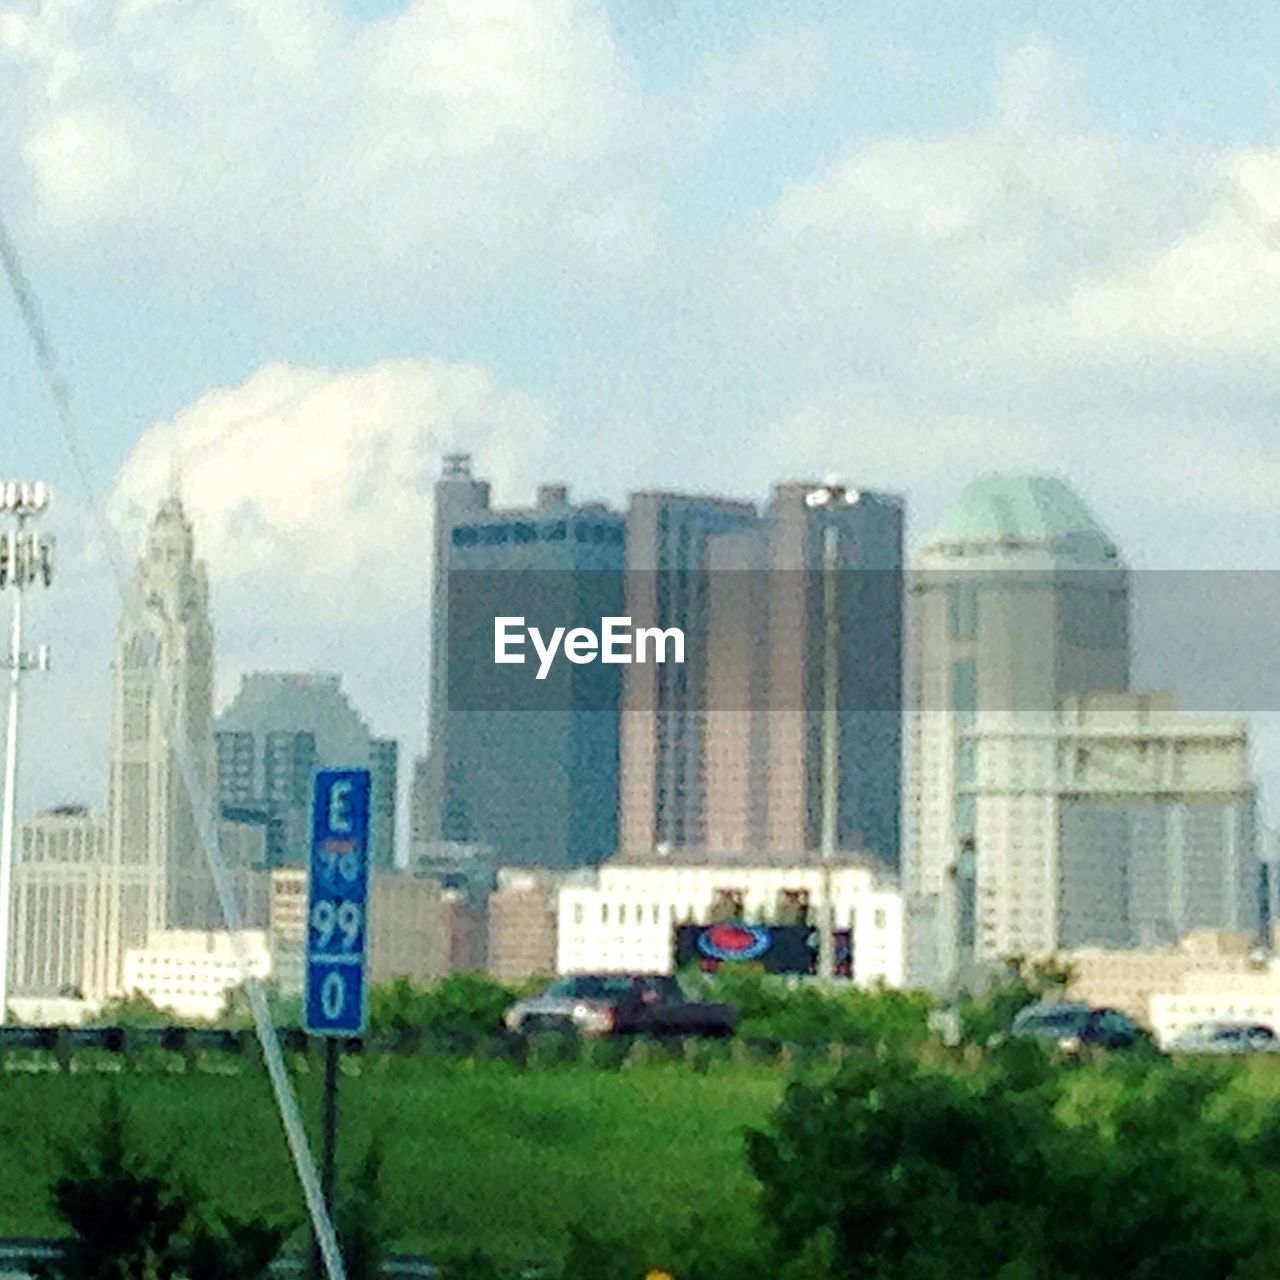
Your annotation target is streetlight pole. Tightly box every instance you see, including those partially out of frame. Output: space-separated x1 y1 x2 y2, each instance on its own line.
804 482 860 984
0 482 53 1025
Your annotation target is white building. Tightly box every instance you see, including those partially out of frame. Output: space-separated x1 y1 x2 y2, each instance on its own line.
908 475 1130 965
1150 966 1280 1048
10 807 110 999
102 496 219 998
122 929 270 1021
556 852 904 985
907 477 1258 974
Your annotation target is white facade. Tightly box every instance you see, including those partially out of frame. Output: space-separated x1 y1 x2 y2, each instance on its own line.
10 808 111 999
908 476 1130 967
908 478 1258 971
101 497 220 999
962 694 1255 958
556 857 904 985
122 929 270 1022
1150 967 1280 1048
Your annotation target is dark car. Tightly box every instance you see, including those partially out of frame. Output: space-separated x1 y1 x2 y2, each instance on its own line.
504 973 735 1040
1008 1002 1148 1053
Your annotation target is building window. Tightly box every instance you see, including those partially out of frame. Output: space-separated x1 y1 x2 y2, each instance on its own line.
601 903 609 924
573 903 584 926
951 659 977 724
948 582 979 640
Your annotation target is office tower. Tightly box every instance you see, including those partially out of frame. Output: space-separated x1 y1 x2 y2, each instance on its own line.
423 457 625 866
908 475 1133 963
105 495 220 984
701 481 906 867
214 672 398 869
618 493 760 852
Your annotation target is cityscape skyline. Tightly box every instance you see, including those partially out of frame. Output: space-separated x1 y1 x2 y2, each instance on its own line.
13 460 1280 850
8 5 1280 834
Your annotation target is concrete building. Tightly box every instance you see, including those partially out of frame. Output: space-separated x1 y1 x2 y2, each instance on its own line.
965 692 1255 960
907 475 1131 969
1064 930 1259 1026
121 929 271 1021
100 496 228 998
556 851 904 985
487 869 561 981
1150 966 1280 1047
10 807 109 999
701 482 905 868
268 867 486 994
618 493 760 852
420 455 625 867
215 673 398 869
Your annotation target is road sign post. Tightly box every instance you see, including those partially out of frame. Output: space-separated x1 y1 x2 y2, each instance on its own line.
305 768 371 1280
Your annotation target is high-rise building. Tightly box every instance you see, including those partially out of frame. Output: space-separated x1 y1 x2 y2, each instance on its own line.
420 457 625 867
104 496 221 991
902 476 1260 969
908 474 1131 928
618 493 760 852
214 673 398 869
701 481 905 867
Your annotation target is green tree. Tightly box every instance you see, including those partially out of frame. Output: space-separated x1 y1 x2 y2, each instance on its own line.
746 1047 1280 1279
368 973 516 1052
335 1137 389 1280
37 1090 286 1280
92 992 175 1029
36 1090 190 1280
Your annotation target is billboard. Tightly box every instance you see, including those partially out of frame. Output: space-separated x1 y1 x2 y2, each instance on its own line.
674 922 852 976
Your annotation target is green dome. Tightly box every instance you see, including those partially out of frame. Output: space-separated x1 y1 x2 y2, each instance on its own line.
927 475 1114 548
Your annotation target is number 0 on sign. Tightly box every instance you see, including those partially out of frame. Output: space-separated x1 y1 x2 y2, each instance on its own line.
305 769 371 1036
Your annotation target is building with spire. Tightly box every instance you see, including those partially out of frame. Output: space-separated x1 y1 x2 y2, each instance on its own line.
89 495 266 999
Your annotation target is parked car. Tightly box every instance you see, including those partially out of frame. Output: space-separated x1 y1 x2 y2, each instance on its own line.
1168 1021 1280 1055
1007 1001 1150 1053
504 974 735 1040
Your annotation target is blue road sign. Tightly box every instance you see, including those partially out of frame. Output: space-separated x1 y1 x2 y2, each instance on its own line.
305 769 371 1036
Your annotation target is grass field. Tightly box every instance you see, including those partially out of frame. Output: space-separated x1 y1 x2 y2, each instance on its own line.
0 1053 783 1268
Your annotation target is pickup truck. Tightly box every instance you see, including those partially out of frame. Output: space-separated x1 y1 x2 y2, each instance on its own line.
504 974 735 1040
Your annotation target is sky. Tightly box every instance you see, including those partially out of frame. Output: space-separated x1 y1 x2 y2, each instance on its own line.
4 0 1280 831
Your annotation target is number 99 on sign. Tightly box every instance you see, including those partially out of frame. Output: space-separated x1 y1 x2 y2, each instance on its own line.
311 899 362 950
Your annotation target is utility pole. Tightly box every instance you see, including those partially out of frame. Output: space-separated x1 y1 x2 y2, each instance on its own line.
804 482 860 983
0 481 53 1025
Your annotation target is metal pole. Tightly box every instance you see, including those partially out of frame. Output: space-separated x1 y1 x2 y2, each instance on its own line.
312 1037 341 1279
0 529 23 1026
818 520 838 983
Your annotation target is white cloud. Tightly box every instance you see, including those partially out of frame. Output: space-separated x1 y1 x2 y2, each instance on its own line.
995 153 1280 363
107 358 553 606
5 0 652 274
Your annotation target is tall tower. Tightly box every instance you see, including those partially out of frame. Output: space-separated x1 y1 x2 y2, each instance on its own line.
702 481 906 867
618 493 760 852
907 475 1130 961
414 454 492 851
428 464 626 867
105 496 218 983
